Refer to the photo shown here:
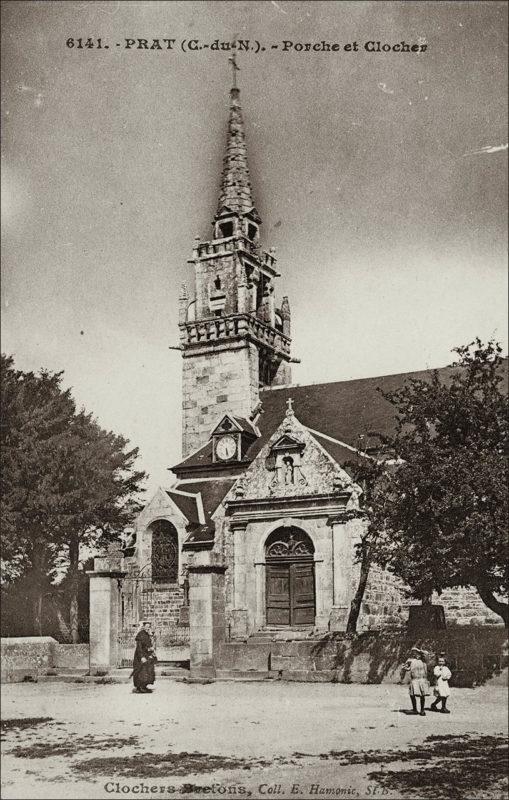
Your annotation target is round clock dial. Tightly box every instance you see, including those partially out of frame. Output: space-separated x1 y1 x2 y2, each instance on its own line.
216 434 237 461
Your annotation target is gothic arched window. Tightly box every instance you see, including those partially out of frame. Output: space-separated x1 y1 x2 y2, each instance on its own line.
150 520 179 584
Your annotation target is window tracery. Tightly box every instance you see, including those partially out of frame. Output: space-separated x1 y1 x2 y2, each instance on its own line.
265 528 314 559
151 520 179 583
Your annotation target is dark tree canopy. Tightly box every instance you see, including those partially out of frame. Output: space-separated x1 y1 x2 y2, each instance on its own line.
1 354 147 638
348 340 508 629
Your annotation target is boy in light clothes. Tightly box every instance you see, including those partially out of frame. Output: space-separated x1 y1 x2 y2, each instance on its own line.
431 654 452 713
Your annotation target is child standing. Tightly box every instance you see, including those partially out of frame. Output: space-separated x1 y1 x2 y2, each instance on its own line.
431 654 452 713
402 647 430 716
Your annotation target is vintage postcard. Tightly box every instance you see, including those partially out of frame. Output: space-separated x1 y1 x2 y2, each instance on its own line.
1 2 507 799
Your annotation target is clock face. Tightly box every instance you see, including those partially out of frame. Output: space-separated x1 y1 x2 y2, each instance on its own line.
216 434 237 461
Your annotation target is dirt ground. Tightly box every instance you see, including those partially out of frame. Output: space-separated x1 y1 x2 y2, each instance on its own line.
1 679 507 800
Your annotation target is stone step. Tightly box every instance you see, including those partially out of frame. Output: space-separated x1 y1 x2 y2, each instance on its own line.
215 669 338 683
249 629 318 642
44 667 88 676
38 674 128 684
215 669 274 681
157 667 190 677
37 667 190 684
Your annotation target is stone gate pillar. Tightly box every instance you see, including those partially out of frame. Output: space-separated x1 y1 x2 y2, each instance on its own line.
87 552 126 674
328 514 355 632
231 522 249 638
188 564 226 679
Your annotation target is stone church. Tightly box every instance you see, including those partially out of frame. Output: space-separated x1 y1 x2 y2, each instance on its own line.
88 76 503 677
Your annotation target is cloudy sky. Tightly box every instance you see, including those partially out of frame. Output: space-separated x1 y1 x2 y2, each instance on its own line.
2 0 507 495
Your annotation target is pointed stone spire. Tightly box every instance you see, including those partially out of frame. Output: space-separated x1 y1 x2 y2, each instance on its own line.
216 60 256 220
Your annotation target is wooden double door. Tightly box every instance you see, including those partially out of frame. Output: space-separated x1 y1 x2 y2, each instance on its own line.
266 560 315 626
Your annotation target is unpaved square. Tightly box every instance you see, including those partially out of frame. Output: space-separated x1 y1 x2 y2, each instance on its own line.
1 680 507 799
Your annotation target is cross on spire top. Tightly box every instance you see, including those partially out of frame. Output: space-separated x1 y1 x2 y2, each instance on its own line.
228 46 240 89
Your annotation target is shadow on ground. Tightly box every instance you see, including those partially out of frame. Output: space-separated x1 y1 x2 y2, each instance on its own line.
73 751 276 778
367 733 508 799
64 731 509 800
1 718 53 733
2 714 506 799
302 733 507 800
10 735 139 759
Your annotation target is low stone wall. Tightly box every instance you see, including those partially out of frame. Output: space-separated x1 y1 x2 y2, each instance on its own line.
53 644 89 671
1 637 56 683
1 638 91 682
218 628 508 687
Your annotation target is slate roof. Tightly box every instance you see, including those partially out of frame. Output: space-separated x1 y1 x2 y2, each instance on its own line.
166 490 201 525
170 359 508 546
172 364 448 475
231 415 259 436
173 359 508 477
169 478 237 546
257 366 458 456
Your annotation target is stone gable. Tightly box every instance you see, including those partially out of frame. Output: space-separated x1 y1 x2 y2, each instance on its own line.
226 409 358 503
135 487 187 530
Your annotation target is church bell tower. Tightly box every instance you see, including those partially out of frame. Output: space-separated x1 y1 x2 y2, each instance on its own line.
179 62 292 458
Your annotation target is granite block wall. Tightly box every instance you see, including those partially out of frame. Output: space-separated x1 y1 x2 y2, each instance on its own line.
1 638 90 682
182 341 259 456
217 628 508 686
359 565 504 630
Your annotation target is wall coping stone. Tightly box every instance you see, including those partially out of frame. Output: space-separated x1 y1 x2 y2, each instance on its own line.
188 565 227 574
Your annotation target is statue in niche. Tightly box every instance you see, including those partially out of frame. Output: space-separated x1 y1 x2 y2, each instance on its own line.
283 456 295 484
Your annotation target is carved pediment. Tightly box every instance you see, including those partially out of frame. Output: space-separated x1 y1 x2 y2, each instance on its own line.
211 414 242 436
271 434 305 452
224 412 357 504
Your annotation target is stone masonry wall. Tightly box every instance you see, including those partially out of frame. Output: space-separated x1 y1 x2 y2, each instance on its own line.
140 586 186 647
1 637 56 683
182 341 259 457
120 494 191 650
222 509 504 636
1 639 89 682
359 565 504 629
436 586 503 626
217 628 508 687
195 253 238 319
359 565 411 630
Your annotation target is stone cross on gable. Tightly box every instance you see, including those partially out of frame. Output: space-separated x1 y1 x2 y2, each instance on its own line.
286 397 294 416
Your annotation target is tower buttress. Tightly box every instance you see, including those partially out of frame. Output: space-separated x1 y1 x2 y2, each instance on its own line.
179 69 292 457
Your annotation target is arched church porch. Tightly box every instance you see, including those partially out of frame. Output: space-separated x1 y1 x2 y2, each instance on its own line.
227 512 363 640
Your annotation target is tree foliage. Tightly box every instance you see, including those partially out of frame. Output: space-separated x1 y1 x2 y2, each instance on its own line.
347 340 508 629
1 354 146 639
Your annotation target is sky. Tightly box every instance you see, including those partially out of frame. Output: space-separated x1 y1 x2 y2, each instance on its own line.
1 0 507 496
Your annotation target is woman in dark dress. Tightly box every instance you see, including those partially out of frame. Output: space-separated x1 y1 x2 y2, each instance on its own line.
132 621 156 693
